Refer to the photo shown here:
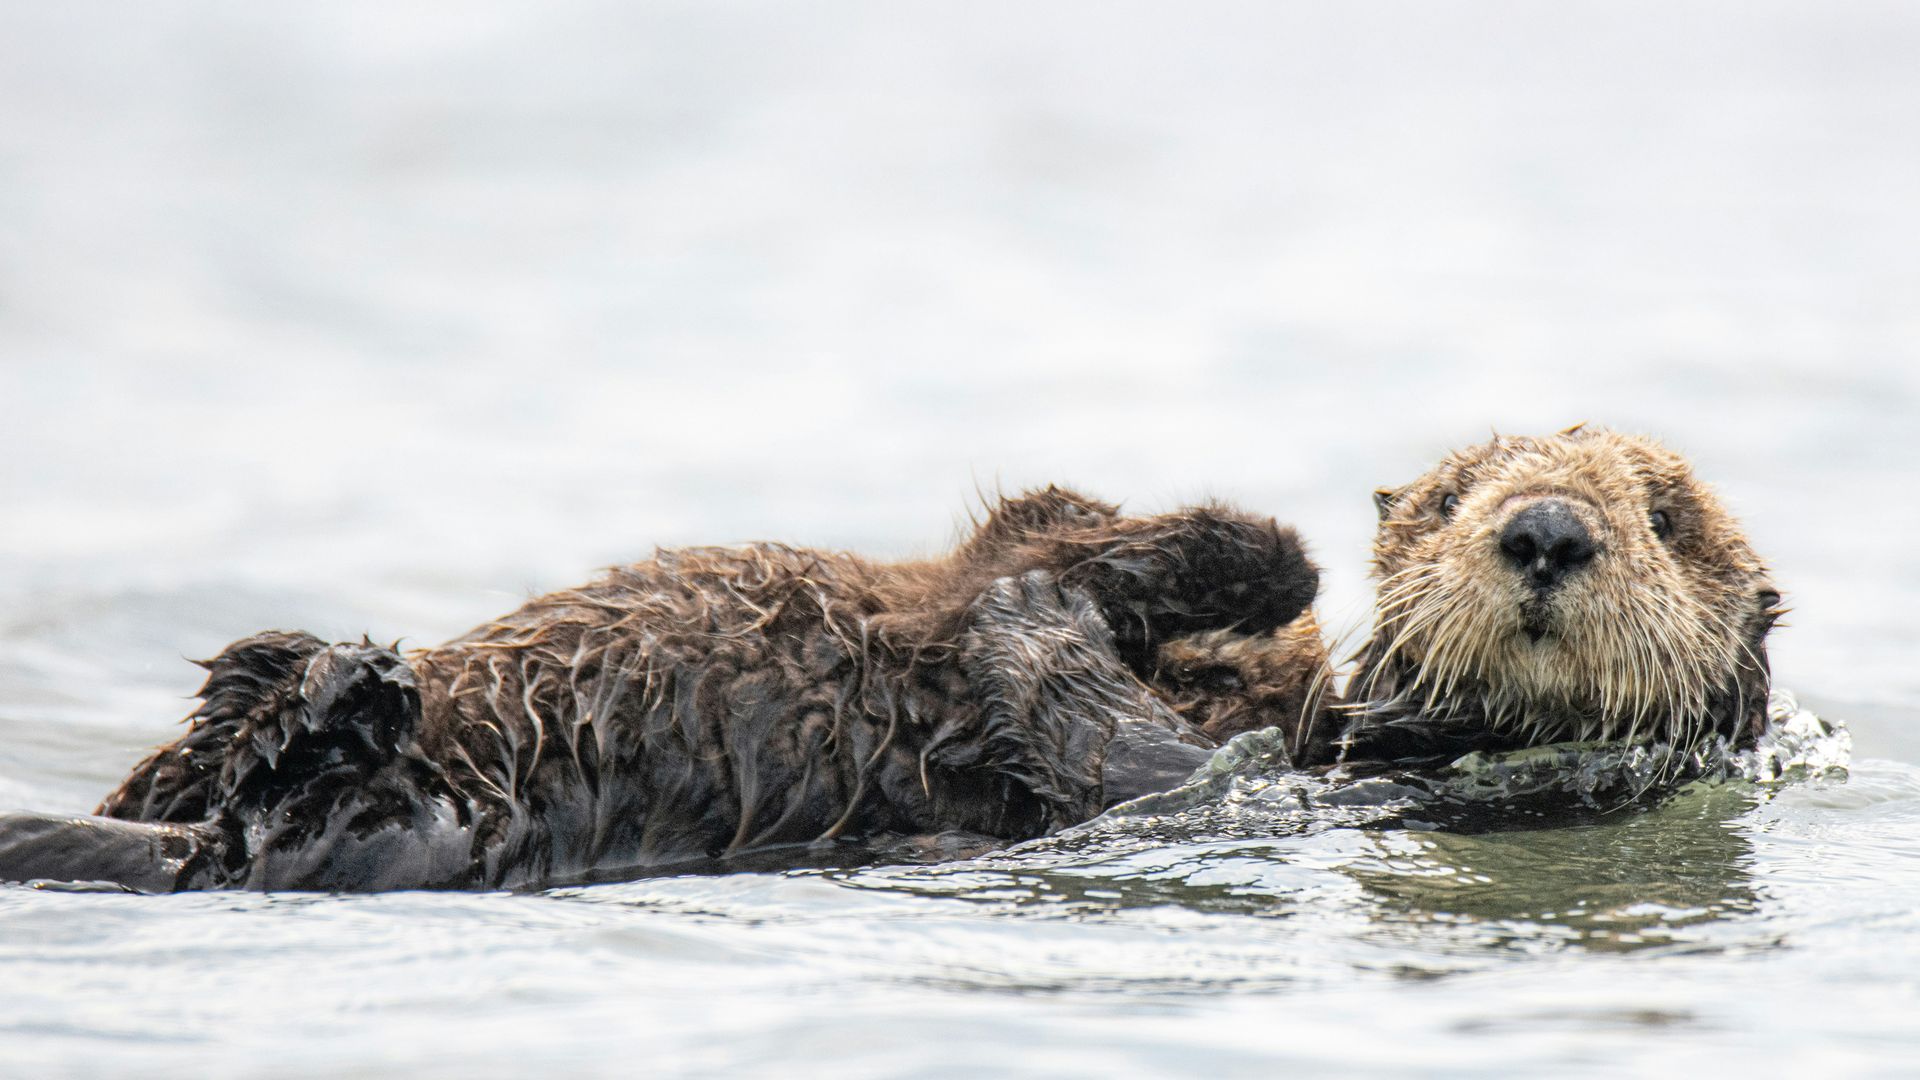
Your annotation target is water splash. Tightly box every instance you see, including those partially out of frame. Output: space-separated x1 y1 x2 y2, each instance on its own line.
1726 690 1853 783
1097 690 1849 836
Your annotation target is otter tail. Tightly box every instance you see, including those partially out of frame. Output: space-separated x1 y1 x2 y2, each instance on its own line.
0 812 225 892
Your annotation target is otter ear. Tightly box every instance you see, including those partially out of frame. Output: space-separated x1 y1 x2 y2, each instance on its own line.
1372 488 1400 521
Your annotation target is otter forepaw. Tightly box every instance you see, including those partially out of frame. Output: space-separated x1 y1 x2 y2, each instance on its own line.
1061 509 1319 671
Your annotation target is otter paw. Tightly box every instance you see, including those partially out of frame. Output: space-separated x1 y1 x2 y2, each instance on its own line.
1061 509 1319 669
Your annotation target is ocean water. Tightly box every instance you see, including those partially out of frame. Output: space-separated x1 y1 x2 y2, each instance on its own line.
1 2 1917 1075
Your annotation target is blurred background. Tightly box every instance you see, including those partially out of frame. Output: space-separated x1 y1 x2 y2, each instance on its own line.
3 1 1917 806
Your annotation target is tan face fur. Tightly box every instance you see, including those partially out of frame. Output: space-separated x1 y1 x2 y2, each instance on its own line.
1352 427 1782 751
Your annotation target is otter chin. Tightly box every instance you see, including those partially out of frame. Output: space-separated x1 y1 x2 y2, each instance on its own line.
1337 426 1783 763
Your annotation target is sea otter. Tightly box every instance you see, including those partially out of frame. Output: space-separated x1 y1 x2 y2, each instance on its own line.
0 488 1321 891
0 428 1782 891
1157 427 1782 769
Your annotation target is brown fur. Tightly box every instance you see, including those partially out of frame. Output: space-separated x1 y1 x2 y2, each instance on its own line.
65 486 1320 890
1153 615 1338 761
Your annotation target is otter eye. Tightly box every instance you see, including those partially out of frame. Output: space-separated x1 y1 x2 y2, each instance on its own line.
1439 494 1460 517
1649 509 1673 540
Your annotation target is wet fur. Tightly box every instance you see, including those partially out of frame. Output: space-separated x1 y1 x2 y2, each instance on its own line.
44 487 1319 891
1153 616 1339 763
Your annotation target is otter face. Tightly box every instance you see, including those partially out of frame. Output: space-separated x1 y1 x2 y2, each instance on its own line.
1354 428 1781 751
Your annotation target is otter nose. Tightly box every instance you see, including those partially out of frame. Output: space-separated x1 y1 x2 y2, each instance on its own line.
1499 500 1597 591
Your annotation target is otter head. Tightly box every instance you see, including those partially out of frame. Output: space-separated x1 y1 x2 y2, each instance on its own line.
1346 427 1782 760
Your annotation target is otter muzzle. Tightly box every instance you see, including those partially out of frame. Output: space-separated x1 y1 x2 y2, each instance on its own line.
1499 499 1597 594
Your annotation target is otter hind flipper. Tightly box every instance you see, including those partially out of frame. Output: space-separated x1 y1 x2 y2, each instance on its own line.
101 631 423 824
